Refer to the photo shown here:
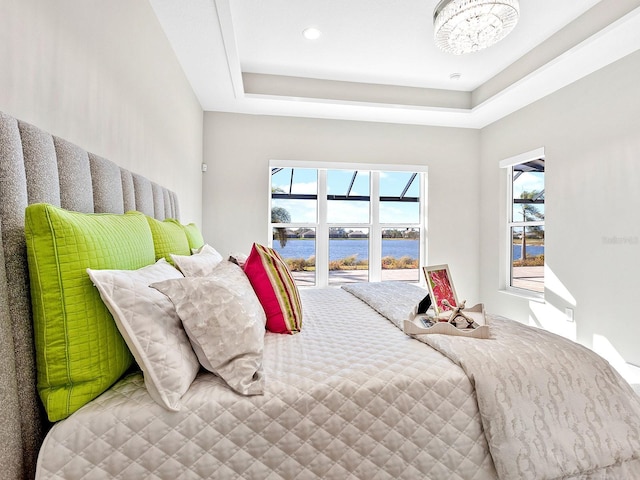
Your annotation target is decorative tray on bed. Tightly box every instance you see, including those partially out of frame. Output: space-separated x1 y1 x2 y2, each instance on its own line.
403 303 490 339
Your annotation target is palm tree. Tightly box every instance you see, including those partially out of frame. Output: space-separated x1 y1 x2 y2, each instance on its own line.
271 187 291 247
518 190 544 260
271 206 291 247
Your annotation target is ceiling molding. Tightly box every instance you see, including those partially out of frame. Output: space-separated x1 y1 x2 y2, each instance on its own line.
471 5 640 127
213 0 244 99
152 0 640 128
243 73 472 109
473 0 640 106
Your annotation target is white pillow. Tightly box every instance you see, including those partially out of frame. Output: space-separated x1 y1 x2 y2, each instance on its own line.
87 259 199 411
191 243 224 258
171 244 223 277
152 261 266 396
228 251 248 268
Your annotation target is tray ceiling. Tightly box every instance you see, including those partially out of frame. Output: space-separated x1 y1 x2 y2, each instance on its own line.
150 0 640 128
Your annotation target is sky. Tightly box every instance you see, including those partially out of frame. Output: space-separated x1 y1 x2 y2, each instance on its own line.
271 168 420 225
512 170 545 222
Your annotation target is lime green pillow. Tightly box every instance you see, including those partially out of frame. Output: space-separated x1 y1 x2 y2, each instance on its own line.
25 204 156 421
145 217 191 263
165 218 205 251
181 223 205 251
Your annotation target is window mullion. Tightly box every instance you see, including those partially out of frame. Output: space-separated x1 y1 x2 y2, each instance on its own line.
420 172 428 285
505 166 514 290
317 169 328 287
370 172 381 282
503 156 545 296
270 162 426 287
509 221 544 227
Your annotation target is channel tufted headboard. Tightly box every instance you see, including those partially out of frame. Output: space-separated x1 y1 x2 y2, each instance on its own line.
0 111 180 479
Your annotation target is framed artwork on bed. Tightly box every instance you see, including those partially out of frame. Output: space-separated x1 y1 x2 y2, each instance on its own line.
423 264 459 316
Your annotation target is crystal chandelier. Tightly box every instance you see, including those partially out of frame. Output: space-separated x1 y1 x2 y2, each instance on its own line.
433 0 520 55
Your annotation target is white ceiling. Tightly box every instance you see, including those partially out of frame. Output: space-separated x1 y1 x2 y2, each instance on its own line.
149 0 640 128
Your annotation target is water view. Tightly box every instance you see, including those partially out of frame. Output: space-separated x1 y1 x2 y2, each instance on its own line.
274 238 420 285
512 245 544 259
273 238 419 261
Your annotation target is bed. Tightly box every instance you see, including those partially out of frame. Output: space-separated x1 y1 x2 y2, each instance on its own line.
2 111 640 480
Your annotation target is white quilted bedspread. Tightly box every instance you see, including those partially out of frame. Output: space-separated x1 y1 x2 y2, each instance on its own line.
418 316 640 480
36 288 498 479
341 282 640 479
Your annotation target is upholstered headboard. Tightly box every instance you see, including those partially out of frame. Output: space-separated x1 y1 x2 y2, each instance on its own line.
0 111 180 479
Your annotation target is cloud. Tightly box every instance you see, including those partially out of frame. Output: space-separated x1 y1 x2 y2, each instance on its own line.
327 201 369 223
514 173 544 196
273 181 317 195
272 199 317 223
380 203 419 223
291 182 318 194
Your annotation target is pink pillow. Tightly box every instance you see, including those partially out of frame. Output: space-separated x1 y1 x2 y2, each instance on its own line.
243 243 302 334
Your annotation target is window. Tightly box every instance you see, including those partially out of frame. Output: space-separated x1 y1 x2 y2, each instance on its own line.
502 153 545 295
270 162 426 287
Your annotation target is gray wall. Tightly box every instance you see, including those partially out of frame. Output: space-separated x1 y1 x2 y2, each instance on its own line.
479 49 640 366
0 0 203 224
204 50 640 367
203 112 481 302
4 0 638 368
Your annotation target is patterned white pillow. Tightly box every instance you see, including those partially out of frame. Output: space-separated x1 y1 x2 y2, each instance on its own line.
152 261 266 395
228 251 248 268
87 259 199 411
171 244 223 277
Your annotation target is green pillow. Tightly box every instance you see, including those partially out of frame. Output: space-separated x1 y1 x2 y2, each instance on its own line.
25 204 156 421
146 217 191 263
165 218 205 251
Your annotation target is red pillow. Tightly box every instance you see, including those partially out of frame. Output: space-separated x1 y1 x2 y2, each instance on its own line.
243 243 302 334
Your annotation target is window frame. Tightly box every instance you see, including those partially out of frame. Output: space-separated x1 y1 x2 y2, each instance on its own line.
269 160 428 287
500 148 545 299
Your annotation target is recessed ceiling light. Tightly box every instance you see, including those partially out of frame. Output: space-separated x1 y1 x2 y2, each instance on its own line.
302 27 322 40
449 72 462 81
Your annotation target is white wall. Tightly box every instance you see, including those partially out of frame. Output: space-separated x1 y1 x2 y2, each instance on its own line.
203 51 640 367
479 50 640 366
203 112 482 301
0 0 203 223
20 0 633 365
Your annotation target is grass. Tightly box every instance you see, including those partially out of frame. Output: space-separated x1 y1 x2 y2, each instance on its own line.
512 238 544 245
284 254 418 271
513 254 544 267
381 255 419 269
285 255 315 272
329 255 368 271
